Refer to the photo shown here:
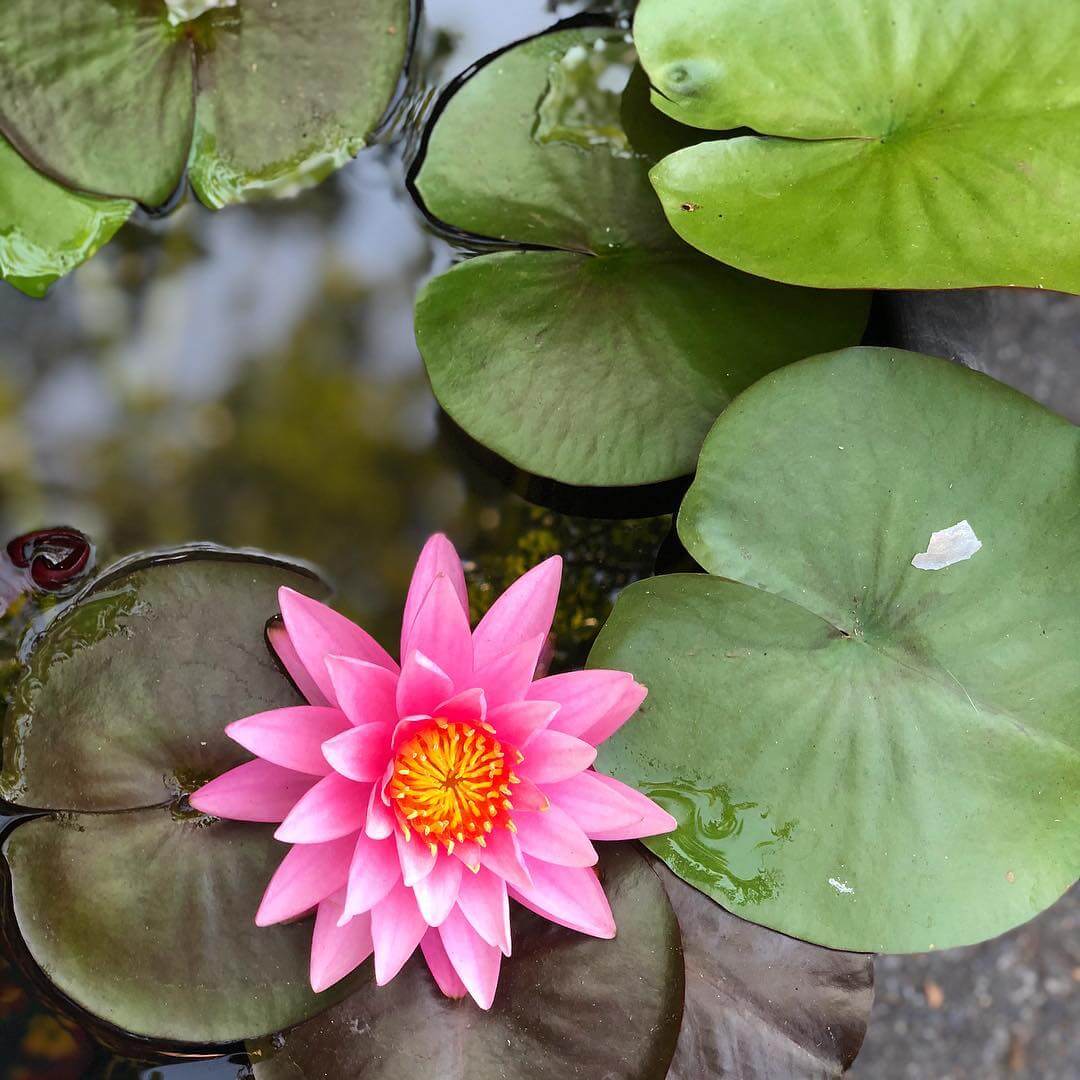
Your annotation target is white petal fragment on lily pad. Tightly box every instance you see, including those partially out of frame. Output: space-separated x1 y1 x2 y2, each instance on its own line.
911 520 982 571
165 0 237 26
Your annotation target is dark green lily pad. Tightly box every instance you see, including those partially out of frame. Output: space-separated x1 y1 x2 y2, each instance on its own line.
0 0 411 208
659 864 874 1079
2 810 349 1044
413 27 868 487
250 845 684 1080
637 0 1080 291
0 547 346 1044
1 546 323 811
591 348 1080 952
0 135 131 297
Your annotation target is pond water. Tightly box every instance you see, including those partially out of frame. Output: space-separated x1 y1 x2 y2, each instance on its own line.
0 2 671 1075
2 0 1079 1076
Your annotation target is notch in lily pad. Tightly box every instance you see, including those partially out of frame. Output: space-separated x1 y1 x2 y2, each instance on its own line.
591 346 1080 954
412 23 869 488
0 545 363 1044
636 0 1080 292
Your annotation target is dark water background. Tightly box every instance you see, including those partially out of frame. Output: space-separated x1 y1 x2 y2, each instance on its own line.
0 0 1077 1075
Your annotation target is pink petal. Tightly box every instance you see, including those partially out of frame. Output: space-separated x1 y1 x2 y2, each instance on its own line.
413 855 463 926
513 804 598 867
456 868 511 956
310 891 373 992
279 587 397 707
542 771 648 835
268 620 331 707
580 681 648 746
275 774 370 844
509 860 615 939
390 714 435 753
401 534 469 661
531 670 637 741
405 574 473 690
439 907 502 1010
583 774 678 841
321 723 392 783
255 833 357 926
511 776 549 812
325 656 399 728
471 634 547 710
478 828 532 892
488 700 559 748
366 784 395 839
454 841 482 872
421 928 469 998
396 649 454 718
472 556 561 670
226 707 349 776
342 832 401 922
371 880 428 984
396 830 437 887
518 730 596 785
189 759 317 822
432 687 486 725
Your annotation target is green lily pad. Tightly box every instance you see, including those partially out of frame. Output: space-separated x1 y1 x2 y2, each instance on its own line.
591 348 1080 952
413 27 868 487
3 811 345 1044
250 846 684 1080
0 0 411 208
658 864 873 1078
0 136 131 297
637 0 1080 291
0 547 344 1044
1 546 324 811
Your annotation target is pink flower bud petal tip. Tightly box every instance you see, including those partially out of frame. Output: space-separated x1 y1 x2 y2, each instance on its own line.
190 534 676 1009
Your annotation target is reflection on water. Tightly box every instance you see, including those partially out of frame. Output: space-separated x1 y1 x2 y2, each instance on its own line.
0 1 660 1072
644 780 797 908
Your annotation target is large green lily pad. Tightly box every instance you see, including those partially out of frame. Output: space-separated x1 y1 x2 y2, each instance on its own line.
250 846 684 1080
413 27 868 487
0 136 131 297
591 348 1080 952
0 547 351 1044
0 0 411 208
637 0 1080 291
658 864 873 1078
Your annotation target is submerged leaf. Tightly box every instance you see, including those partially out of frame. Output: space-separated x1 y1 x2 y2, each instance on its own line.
637 0 1080 291
413 27 868 487
591 348 1080 952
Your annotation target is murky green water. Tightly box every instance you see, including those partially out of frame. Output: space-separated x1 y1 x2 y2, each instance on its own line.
0 2 670 1075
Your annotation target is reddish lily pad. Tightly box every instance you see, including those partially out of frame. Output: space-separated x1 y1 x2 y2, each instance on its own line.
0 547 348 1044
249 845 684 1080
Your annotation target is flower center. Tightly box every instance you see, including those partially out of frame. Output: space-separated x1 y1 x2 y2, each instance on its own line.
389 720 522 854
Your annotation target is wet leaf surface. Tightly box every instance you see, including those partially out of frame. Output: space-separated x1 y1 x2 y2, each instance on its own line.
250 845 684 1080
592 348 1080 952
413 26 868 487
638 0 1080 291
0 136 131 298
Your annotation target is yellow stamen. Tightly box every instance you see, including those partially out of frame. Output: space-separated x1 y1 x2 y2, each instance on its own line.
387 719 521 853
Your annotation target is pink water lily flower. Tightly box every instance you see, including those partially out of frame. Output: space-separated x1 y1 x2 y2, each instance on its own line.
191 535 675 1009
